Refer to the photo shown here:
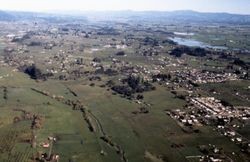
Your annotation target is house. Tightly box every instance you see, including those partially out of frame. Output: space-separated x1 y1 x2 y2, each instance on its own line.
41 142 50 148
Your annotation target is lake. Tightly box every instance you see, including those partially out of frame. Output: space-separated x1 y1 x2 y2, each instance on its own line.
173 32 194 36
169 37 228 50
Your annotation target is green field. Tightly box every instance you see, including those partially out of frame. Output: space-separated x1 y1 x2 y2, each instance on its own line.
0 67 248 162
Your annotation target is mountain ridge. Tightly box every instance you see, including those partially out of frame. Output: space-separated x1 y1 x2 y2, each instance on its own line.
0 10 250 24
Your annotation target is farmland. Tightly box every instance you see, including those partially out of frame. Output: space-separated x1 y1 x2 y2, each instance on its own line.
0 10 249 162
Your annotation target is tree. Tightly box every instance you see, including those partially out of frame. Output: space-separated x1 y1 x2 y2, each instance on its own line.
116 51 125 56
24 64 44 80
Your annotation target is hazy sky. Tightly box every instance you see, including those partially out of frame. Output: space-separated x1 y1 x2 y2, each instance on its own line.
0 0 250 14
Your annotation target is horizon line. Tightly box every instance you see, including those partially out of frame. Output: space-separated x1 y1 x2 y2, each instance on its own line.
1 9 250 16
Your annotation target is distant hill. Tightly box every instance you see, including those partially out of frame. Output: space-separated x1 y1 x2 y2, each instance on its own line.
0 10 87 22
152 10 250 24
80 10 250 24
0 10 15 21
1 10 250 24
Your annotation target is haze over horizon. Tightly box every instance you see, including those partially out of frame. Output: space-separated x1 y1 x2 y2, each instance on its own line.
0 0 250 15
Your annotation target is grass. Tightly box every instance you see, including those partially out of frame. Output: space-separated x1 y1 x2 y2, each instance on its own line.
0 65 249 162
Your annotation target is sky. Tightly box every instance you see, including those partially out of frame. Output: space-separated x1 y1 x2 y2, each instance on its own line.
0 0 250 14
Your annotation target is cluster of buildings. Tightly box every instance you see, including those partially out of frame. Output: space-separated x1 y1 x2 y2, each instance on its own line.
190 97 249 119
166 109 202 127
174 69 239 84
167 96 250 154
191 97 250 153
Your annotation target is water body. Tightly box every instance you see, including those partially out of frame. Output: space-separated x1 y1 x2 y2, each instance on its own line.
169 37 228 50
173 32 194 36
